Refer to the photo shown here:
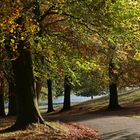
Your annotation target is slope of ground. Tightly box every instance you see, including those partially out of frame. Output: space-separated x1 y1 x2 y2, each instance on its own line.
0 90 140 140
0 117 99 140
45 90 140 140
47 89 140 116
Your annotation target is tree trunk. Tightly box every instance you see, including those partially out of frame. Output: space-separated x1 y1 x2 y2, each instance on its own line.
0 77 5 116
47 79 54 113
7 82 17 116
108 83 121 110
62 76 71 111
36 79 42 104
12 48 44 129
91 95 93 100
108 61 121 110
4 15 45 130
0 94 5 116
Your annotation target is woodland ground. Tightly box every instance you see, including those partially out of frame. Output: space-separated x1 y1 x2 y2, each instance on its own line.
0 117 99 140
0 89 140 140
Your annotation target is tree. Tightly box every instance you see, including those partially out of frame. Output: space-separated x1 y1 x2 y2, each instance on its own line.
108 59 120 110
0 53 17 116
47 79 54 112
75 70 107 100
7 80 17 116
65 0 140 110
62 76 72 111
1 0 140 130
0 49 6 116
12 43 44 128
0 74 5 116
2 2 45 128
35 78 42 103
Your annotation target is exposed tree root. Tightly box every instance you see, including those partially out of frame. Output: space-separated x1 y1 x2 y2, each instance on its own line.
0 120 55 134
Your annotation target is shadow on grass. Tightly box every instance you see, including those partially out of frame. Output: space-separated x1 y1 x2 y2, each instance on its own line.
44 106 139 123
101 129 140 140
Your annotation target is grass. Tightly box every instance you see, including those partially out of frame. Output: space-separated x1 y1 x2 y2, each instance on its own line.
47 89 140 118
75 89 140 108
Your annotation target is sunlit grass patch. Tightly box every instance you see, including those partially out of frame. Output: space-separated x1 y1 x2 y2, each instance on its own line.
48 121 69 133
48 90 140 116
128 114 140 119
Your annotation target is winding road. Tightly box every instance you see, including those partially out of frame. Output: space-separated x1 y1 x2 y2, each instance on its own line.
46 110 140 140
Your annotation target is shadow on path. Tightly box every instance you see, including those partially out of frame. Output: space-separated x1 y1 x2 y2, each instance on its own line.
44 107 140 140
102 129 140 140
44 107 136 122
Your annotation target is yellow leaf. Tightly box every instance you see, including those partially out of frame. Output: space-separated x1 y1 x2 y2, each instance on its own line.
134 50 140 61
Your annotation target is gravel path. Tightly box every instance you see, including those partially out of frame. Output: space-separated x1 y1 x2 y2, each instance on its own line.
47 111 140 140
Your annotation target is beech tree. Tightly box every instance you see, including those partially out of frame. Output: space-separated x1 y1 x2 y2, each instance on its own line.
66 0 140 110
0 73 5 116
62 76 72 111
47 79 54 112
7 80 17 116
1 1 45 129
0 0 140 130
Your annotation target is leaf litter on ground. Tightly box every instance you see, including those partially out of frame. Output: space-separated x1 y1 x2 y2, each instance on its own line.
0 117 99 140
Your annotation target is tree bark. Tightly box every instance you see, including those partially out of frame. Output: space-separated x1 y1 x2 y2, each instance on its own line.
12 48 44 129
0 94 5 116
108 61 121 110
108 83 121 110
62 76 71 111
4 13 45 130
0 77 5 116
7 82 17 116
47 79 54 113
36 79 42 104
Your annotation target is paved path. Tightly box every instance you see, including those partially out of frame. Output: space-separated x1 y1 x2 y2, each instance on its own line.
46 112 140 140
78 116 140 140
